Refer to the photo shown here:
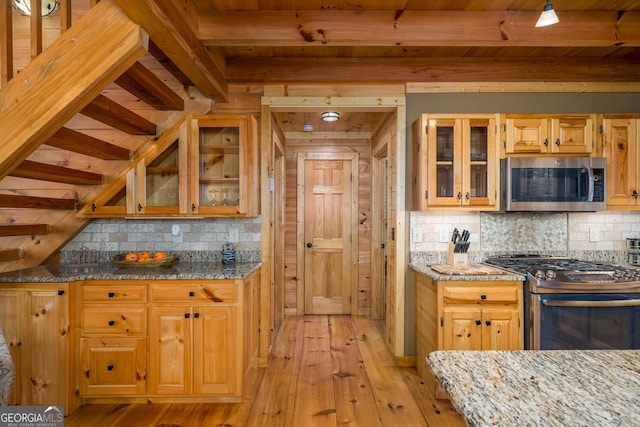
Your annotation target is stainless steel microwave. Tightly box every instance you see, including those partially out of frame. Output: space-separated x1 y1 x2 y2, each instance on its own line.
500 157 606 212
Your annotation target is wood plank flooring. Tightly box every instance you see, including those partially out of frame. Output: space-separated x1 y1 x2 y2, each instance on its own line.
65 315 465 426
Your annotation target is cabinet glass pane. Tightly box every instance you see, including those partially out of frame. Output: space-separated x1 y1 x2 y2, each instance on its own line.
469 126 489 198
436 125 454 197
436 165 454 197
146 141 179 207
436 126 454 161
200 127 241 207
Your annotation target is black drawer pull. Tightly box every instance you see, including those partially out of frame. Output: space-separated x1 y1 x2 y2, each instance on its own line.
194 313 200 318
108 292 115 298
184 313 190 318
107 365 114 371
58 290 65 296
189 291 195 297
108 320 115 326
480 294 487 300
475 320 481 325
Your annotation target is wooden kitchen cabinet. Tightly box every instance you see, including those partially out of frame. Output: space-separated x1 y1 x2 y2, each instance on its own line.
502 114 595 156
602 116 640 208
0 283 79 414
414 272 522 398
82 114 259 218
76 270 260 403
77 281 147 396
412 114 498 210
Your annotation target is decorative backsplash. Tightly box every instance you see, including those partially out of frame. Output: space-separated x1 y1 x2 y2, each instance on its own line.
62 217 261 262
410 210 640 264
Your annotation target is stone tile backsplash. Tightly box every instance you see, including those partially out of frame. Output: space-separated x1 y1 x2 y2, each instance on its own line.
62 217 262 261
410 210 640 263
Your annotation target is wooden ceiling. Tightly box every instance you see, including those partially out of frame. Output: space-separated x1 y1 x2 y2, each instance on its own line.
187 0 640 85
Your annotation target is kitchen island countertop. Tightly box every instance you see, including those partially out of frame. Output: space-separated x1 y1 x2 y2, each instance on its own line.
427 349 640 427
410 262 525 282
0 262 262 282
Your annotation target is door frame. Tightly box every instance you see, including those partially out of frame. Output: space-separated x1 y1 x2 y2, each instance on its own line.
297 152 359 315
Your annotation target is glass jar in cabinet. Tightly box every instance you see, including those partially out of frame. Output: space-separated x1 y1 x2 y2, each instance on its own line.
188 115 259 217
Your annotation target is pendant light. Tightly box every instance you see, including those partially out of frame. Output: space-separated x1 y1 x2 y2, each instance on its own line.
12 0 60 16
535 0 559 27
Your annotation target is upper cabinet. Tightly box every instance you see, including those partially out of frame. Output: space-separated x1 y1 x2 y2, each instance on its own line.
602 116 639 208
413 114 498 210
502 114 595 156
81 114 259 218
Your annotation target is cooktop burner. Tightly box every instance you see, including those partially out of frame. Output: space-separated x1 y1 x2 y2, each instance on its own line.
484 256 620 275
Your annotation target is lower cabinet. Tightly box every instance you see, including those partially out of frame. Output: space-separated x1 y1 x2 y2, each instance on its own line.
414 272 523 398
76 270 260 403
0 283 79 415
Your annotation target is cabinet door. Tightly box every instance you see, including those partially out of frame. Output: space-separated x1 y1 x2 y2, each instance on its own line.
603 118 638 207
504 118 548 154
79 337 146 396
148 306 192 395
0 291 23 405
193 306 238 395
481 308 520 350
442 308 482 350
426 118 463 206
550 116 594 154
136 139 184 215
462 117 496 207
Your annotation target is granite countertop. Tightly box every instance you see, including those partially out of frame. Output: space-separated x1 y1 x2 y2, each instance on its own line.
0 262 262 283
427 349 640 427
410 262 525 282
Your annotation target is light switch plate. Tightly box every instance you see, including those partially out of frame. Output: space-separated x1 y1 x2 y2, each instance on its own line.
589 227 599 242
439 229 450 243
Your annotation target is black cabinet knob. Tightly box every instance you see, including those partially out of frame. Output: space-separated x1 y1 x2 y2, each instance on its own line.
189 291 195 297
475 320 481 325
555 138 561 146
184 313 190 318
543 138 549 146
108 292 115 298
486 320 492 326
192 203 196 212
194 313 200 318
108 320 115 326
306 242 312 248
58 290 65 296
480 294 487 300
107 365 114 371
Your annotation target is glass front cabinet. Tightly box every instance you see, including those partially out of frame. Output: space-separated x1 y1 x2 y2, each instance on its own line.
412 114 498 210
80 114 258 218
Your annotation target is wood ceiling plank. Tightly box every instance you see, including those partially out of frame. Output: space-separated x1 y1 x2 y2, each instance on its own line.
147 40 194 87
0 0 149 181
115 61 184 110
227 57 640 83
10 160 103 185
0 194 76 210
0 249 21 262
46 127 131 160
198 10 640 47
115 0 228 101
81 94 157 135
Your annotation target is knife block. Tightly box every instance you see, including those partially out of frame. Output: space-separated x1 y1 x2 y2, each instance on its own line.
446 242 468 266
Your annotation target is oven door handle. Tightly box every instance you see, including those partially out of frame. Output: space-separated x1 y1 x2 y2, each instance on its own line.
540 298 640 308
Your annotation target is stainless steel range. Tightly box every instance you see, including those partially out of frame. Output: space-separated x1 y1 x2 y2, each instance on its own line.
484 256 640 350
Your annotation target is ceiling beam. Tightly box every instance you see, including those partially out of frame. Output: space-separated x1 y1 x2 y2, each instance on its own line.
227 57 640 83
11 160 103 185
45 127 131 160
116 61 184 110
0 0 148 181
0 194 76 210
198 10 640 47
114 0 228 101
81 94 157 135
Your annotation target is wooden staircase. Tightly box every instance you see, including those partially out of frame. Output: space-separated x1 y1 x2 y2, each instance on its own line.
0 0 217 272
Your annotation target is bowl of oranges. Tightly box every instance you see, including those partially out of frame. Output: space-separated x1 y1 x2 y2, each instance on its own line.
111 251 179 268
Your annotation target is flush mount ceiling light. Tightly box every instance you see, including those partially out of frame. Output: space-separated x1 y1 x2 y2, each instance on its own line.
321 112 340 122
303 123 314 132
12 0 59 16
535 0 559 27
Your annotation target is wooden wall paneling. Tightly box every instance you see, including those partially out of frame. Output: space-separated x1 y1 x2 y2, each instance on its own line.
1 0 12 86
30 0 43 59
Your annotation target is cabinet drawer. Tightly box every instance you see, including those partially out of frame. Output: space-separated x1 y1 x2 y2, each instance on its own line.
150 282 237 303
81 284 147 302
442 286 518 304
79 337 146 396
81 306 147 334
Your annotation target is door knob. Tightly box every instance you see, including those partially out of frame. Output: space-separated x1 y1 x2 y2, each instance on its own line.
306 242 312 248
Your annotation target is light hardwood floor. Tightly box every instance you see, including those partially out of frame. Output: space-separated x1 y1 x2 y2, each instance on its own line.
65 315 465 426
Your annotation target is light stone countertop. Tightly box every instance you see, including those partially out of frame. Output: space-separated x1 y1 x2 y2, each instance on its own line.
409 262 525 282
427 349 640 427
0 262 262 283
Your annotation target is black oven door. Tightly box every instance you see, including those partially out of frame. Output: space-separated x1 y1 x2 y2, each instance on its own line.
533 293 640 350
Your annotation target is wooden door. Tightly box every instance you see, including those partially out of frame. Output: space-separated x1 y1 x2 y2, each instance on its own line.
0 291 23 405
504 117 548 154
550 116 594 154
481 308 520 350
299 153 358 315
193 306 238 395
442 308 482 350
604 118 638 207
148 306 192 395
426 118 463 207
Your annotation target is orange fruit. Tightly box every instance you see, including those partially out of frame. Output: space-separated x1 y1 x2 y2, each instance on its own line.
125 252 139 262
139 251 151 258
154 251 167 260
